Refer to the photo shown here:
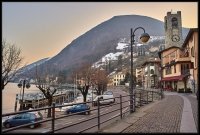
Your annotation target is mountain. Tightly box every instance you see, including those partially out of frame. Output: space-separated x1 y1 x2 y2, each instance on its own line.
13 58 50 82
20 15 190 77
21 57 50 72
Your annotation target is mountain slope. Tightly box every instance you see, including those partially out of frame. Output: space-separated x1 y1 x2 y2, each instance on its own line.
22 15 190 76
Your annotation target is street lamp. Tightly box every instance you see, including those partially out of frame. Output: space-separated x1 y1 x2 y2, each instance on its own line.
130 27 150 113
17 79 30 110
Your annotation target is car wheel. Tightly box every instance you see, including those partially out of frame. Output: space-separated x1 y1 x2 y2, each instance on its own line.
29 124 35 129
5 123 10 128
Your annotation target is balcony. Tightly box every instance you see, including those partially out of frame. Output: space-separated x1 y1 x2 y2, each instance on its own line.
176 52 191 62
176 57 191 62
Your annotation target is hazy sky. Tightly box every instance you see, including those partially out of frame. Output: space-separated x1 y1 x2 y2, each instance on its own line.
2 2 198 65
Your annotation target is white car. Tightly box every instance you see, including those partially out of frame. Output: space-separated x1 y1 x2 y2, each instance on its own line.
93 91 115 106
58 102 75 112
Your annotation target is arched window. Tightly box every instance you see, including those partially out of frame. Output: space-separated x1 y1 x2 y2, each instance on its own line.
150 69 154 74
171 17 178 28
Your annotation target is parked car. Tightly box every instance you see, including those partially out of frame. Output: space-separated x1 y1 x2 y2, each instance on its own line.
3 111 43 129
93 91 115 106
59 102 75 112
65 104 90 115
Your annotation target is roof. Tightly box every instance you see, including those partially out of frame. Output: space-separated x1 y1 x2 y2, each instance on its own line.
141 59 161 67
158 46 181 59
182 28 198 48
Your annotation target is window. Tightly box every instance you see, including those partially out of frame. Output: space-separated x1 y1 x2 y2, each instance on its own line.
191 47 194 57
171 17 178 28
191 63 194 69
23 113 31 119
150 69 154 74
174 65 176 73
165 66 172 75
14 115 23 119
99 97 103 100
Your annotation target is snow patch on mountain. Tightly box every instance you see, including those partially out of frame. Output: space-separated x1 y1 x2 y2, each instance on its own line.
92 51 124 68
102 52 124 62
149 36 165 42
116 42 129 50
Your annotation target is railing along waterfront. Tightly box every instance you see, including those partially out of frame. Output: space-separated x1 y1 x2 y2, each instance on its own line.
2 89 164 133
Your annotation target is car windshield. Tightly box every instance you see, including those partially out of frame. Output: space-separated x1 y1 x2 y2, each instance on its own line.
103 91 113 95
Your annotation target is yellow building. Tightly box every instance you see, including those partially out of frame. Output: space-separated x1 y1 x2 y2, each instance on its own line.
136 67 143 86
109 71 126 86
182 28 198 93
158 28 198 93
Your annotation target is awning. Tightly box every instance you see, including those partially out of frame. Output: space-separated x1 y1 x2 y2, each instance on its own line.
161 75 184 81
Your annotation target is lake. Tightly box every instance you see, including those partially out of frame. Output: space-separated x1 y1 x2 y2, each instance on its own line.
2 83 40 114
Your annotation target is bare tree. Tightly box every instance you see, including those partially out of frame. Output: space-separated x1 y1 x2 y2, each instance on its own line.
92 68 108 95
2 40 24 90
34 65 59 117
74 64 94 102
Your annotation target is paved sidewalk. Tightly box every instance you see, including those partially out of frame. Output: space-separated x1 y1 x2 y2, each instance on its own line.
100 92 198 133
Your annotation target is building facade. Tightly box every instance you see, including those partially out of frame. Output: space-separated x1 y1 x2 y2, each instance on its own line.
112 72 126 86
158 28 198 93
138 58 161 89
136 67 143 86
182 28 198 93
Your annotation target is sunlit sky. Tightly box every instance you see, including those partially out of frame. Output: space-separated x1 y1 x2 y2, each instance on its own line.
2 2 198 65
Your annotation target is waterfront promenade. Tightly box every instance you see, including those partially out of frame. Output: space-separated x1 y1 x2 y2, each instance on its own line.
100 91 198 133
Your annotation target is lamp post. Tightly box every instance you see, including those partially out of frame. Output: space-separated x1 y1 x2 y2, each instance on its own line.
17 79 30 110
130 27 150 113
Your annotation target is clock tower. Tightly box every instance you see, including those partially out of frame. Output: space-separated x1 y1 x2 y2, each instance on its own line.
164 11 183 48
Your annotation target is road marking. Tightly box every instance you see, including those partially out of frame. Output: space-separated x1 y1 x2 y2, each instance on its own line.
65 121 72 125
78 118 85 120
55 121 72 126
41 130 51 133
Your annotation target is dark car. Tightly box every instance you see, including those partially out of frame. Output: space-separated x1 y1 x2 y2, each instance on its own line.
3 111 43 129
65 104 90 115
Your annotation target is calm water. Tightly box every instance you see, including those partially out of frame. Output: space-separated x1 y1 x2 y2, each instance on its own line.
2 83 40 114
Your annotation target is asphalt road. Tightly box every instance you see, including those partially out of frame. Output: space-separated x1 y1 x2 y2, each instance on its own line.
2 87 130 133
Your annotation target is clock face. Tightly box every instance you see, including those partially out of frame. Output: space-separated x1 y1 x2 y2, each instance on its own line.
172 35 180 42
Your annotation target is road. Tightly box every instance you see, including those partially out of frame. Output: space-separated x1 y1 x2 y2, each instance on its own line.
3 87 130 133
